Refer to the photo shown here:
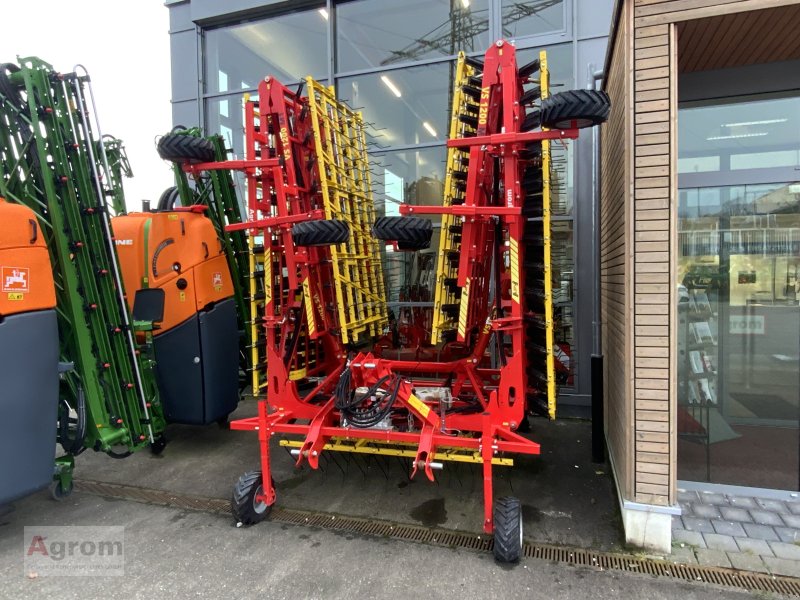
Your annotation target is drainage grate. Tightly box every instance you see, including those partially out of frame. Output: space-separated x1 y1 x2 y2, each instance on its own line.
75 479 800 596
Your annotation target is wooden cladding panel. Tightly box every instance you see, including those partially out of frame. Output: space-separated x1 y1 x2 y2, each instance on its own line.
631 15 673 506
601 1 634 501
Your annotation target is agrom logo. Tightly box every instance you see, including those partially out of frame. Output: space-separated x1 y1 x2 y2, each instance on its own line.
2 267 29 293
212 272 223 290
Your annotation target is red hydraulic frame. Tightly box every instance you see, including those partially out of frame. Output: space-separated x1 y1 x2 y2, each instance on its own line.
188 41 583 536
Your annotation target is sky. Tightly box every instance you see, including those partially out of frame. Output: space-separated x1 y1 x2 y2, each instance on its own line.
0 1 174 211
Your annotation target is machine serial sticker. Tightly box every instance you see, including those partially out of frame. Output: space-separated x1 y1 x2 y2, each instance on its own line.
179 291 186 302
407 394 430 419
2 267 29 293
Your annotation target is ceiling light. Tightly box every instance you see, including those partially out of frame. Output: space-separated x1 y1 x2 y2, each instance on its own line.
706 132 768 141
318 8 329 20
422 121 437 137
381 75 402 98
460 0 470 7
721 118 787 127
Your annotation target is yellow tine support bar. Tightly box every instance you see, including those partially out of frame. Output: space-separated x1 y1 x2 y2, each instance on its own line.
279 439 513 466
539 50 557 420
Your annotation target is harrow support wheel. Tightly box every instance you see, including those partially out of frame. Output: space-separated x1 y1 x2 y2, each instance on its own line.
291 219 349 246
50 479 74 501
540 89 610 130
157 133 216 163
493 496 523 563
232 470 273 525
372 217 433 249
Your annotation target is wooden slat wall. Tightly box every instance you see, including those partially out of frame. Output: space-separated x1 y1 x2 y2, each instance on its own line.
632 16 673 506
601 1 634 500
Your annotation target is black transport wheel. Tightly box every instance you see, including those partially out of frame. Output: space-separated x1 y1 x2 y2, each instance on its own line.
291 219 349 246
157 186 182 211
232 470 273 525
372 217 432 249
50 479 74 501
493 496 523 563
157 133 215 163
540 90 610 130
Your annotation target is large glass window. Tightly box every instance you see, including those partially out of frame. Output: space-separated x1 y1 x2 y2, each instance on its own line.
336 0 491 72
204 7 328 94
679 96 800 175
337 62 452 146
677 99 800 490
502 0 566 40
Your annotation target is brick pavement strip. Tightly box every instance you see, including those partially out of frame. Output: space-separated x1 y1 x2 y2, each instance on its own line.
749 509 783 527
768 540 800 561
781 514 800 529
756 498 788 513
728 496 757 509
787 502 800 516
677 490 699 503
719 506 750 523
774 526 800 543
682 516 714 533
692 504 721 519
741 522 779 541
694 548 732 568
668 545 698 565
697 492 726 505
763 556 800 578
711 520 746 537
727 552 769 574
672 529 706 548
703 533 739 553
733 537 773 557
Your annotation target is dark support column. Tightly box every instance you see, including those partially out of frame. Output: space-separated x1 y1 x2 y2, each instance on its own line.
591 353 605 463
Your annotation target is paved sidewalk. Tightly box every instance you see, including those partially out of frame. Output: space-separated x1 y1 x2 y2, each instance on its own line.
671 487 800 577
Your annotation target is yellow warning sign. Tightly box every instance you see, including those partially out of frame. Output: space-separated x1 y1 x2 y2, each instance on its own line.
7 292 23 301
407 394 430 419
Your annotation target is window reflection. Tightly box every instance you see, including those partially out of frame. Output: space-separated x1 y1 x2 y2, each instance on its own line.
204 8 328 94
337 62 452 146
336 0 491 72
502 0 565 39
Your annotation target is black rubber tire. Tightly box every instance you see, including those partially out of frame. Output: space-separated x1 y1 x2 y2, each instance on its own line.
291 219 349 246
232 470 273 525
157 186 182 211
157 133 215 163
540 90 610 130
372 217 432 249
493 496 523 563
50 479 74 501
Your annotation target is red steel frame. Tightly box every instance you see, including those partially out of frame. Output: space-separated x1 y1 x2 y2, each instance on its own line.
186 42 584 535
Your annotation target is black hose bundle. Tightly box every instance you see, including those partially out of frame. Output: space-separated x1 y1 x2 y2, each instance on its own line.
334 368 400 428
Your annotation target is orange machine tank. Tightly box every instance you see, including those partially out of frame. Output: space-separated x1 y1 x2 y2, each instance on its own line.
0 198 59 503
112 206 239 425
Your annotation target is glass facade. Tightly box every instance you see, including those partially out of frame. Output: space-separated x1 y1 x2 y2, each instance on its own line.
677 95 800 490
188 0 614 403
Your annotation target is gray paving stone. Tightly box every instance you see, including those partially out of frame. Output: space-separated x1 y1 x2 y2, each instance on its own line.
756 498 787 513
678 489 699 503
692 504 722 519
768 540 800 560
742 522 779 541
774 526 800 543
727 552 769 573
711 520 746 537
678 502 693 517
764 556 800 578
749 509 783 526
719 506 751 523
695 548 732 568
786 502 800 515
733 537 773 557
672 514 684 530
673 529 706 548
781 513 800 529
697 491 726 505
682 516 714 533
668 545 697 565
728 495 757 509
703 533 739 552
